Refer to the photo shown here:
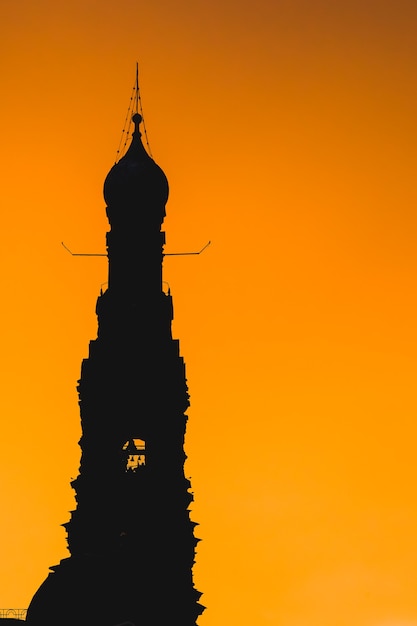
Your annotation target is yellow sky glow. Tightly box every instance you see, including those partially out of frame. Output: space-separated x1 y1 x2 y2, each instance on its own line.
1 1 417 625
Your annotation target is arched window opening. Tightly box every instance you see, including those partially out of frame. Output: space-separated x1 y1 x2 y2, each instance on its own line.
122 438 146 471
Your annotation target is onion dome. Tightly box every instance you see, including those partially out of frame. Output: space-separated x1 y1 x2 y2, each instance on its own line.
103 113 169 227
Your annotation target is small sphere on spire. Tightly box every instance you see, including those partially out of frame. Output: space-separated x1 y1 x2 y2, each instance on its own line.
132 112 142 125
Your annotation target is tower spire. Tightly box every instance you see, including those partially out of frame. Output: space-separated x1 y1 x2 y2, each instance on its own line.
135 61 139 114
26 77 203 626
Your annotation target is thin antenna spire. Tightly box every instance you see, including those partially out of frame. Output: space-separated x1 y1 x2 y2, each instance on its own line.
135 62 153 157
135 62 139 114
115 63 154 161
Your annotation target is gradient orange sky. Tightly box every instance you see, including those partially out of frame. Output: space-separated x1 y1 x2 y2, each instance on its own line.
2 1 417 625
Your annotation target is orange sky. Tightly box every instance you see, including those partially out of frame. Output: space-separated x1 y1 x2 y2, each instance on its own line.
1 1 417 625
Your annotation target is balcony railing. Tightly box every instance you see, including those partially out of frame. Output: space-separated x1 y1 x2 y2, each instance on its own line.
0 609 27 620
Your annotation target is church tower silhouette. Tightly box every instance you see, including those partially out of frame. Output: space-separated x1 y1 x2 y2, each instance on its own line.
26 88 204 626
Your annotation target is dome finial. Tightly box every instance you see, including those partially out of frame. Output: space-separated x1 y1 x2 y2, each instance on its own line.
132 112 143 135
114 63 153 162
132 63 143 137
